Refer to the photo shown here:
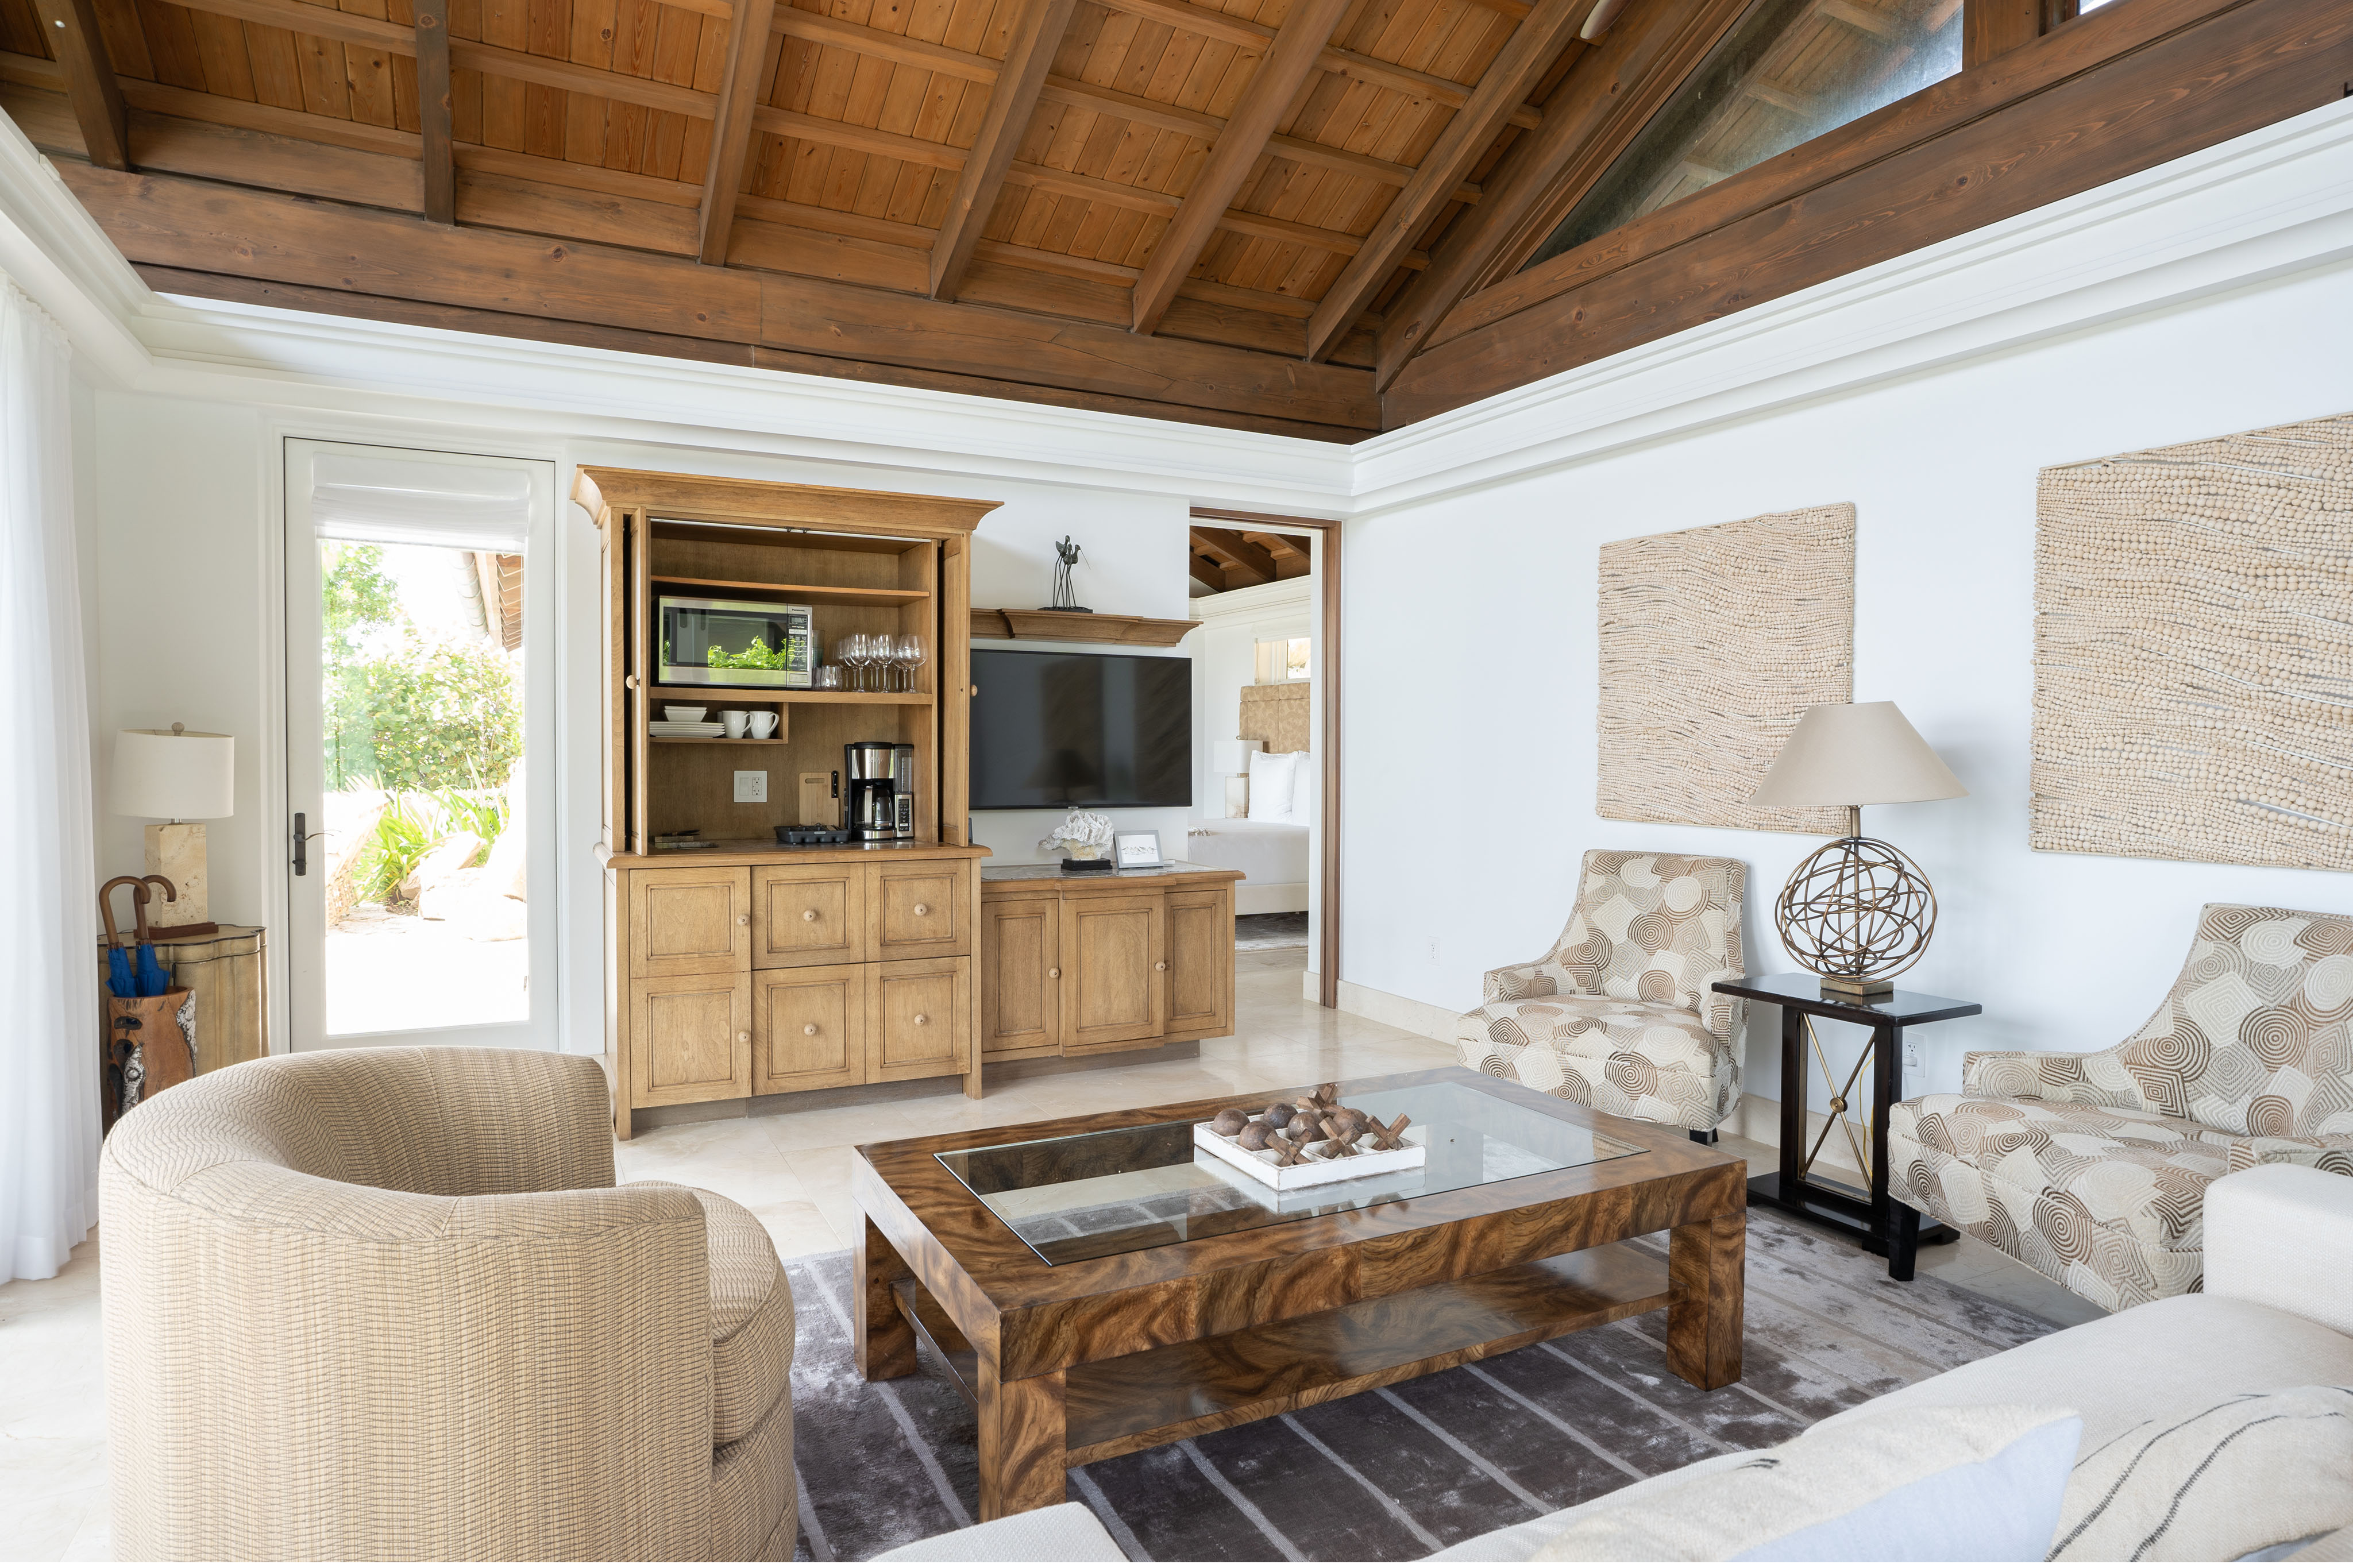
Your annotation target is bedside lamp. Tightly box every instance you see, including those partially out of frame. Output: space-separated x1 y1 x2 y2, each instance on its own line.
114 723 235 938
1749 701 1966 998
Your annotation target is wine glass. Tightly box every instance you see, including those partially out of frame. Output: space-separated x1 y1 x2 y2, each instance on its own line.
896 633 925 695
843 634 870 692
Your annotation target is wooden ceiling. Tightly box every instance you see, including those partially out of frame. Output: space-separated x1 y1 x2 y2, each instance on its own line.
0 0 1762 436
1190 522 1307 589
4 0 2318 438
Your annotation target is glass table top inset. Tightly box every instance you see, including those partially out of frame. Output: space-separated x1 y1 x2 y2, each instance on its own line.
934 1077 1645 1266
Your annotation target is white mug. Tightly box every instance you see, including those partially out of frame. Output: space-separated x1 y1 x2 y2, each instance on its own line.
748 711 778 739
721 709 750 739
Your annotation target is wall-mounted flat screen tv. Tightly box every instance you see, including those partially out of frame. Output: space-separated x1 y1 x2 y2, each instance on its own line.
969 648 1191 810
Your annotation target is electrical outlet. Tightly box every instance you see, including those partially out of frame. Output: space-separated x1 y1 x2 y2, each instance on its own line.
733 770 767 804
1427 937 1441 961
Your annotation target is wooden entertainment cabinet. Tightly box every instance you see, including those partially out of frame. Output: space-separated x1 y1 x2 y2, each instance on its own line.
577 467 1000 1140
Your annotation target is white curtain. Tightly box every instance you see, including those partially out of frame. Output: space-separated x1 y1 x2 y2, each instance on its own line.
0 280 98 1282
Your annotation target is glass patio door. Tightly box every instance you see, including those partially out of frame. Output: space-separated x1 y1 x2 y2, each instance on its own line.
284 441 558 1050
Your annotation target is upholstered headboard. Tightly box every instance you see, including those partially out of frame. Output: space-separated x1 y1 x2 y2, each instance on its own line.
1239 682 1310 754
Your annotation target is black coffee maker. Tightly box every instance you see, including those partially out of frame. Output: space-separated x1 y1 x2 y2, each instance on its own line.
844 741 916 843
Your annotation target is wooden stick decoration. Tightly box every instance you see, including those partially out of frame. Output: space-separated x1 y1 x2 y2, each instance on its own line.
1317 1116 1362 1157
1364 1113 1411 1151
1297 1083 1341 1115
1266 1130 1305 1167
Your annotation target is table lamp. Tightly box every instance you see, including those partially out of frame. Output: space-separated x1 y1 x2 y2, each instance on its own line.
1749 701 1966 999
113 723 235 938
1213 737 1260 816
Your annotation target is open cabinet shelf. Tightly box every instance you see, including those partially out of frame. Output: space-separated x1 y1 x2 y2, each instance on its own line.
651 574 931 607
647 686 933 705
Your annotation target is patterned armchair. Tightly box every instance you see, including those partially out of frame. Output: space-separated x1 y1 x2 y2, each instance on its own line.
1455 849 1748 1135
1891 902 2353 1314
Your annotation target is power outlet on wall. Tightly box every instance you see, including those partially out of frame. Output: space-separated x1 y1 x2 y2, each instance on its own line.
1428 937 1441 961
734 770 767 804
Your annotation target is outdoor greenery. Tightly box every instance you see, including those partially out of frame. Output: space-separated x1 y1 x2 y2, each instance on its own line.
351 794 443 910
322 543 522 794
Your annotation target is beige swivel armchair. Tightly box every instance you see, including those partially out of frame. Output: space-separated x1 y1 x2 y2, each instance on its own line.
1456 849 1749 1136
101 1046 796 1561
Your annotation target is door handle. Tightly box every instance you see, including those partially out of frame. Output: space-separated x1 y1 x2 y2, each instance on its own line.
291 812 326 875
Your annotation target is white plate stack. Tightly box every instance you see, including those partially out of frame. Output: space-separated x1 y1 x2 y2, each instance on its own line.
650 721 726 739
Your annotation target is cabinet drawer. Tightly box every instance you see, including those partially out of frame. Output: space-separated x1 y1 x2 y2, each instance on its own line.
753 863 867 968
629 867 751 977
754 964 864 1094
867 957 970 1082
868 861 969 961
628 972 751 1106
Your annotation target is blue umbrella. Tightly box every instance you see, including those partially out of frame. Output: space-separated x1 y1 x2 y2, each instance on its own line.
99 877 142 998
133 878 175 997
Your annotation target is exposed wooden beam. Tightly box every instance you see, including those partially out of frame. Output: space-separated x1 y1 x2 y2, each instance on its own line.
750 105 964 169
933 0 1077 300
414 0 453 223
971 238 1137 284
1005 161 1179 214
1040 74 1221 138
1191 526 1278 586
31 0 128 170
1962 0 2042 63
1175 277 1316 318
736 192 937 248
1319 46 1541 128
1130 0 1352 334
1091 0 1272 48
1253 530 1310 563
1218 206 1363 255
770 7 1001 82
1188 548 1226 593
1306 0 1586 360
700 0 776 264
63 164 1378 430
1372 0 1749 389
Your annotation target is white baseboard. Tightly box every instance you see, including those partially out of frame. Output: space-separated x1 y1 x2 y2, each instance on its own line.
1321 975 1868 1176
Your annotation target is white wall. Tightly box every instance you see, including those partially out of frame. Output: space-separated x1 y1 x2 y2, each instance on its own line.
1342 254 2353 1115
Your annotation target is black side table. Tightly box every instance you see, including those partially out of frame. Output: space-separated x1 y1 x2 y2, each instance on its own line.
1711 974 1981 1281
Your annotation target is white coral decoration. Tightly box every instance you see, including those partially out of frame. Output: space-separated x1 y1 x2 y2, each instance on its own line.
1039 809 1114 860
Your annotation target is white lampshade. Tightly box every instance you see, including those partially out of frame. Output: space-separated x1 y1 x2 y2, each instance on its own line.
1749 701 1966 809
1212 737 1262 775
113 725 236 820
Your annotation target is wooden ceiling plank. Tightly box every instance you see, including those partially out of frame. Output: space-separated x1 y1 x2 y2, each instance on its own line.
697 0 776 262
1372 0 1748 388
1318 43 1539 127
1217 204 1360 254
752 103 966 168
736 190 938 246
972 235 1139 281
457 142 702 204
1304 0 1583 359
31 0 129 168
1089 0 1272 51
1040 72 1219 138
1188 550 1225 593
1191 524 1276 584
1267 132 1409 187
1129 0 1352 334
112 75 421 154
770 6 1000 82
1175 275 1313 318
1006 158 1181 213
414 0 452 222
931 0 1077 299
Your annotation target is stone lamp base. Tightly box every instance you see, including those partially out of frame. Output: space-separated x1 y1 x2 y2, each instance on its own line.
145 822 219 937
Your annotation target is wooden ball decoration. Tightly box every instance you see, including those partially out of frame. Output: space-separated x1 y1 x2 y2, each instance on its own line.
1263 1101 1296 1125
1237 1121 1271 1150
1211 1107 1249 1136
1775 834 1938 988
1284 1114 1318 1140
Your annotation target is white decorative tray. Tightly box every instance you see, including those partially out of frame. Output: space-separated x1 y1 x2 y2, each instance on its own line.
1192 1121 1427 1191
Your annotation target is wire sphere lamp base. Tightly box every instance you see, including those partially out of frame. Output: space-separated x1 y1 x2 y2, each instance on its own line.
1773 834 1937 999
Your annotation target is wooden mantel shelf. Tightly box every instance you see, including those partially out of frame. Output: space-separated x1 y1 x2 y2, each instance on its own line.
970 608 1196 646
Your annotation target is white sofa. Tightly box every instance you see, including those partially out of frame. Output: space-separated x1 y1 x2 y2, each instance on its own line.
878 1165 2353 1563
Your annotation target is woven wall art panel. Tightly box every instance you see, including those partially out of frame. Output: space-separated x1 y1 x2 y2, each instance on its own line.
2032 414 2353 870
1598 504 1854 834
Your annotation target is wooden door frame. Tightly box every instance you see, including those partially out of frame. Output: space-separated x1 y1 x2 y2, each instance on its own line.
1191 508 1344 1010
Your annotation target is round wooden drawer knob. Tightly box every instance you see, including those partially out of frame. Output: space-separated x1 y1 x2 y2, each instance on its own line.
1156 961 1168 971
914 903 929 916
914 1014 929 1026
803 909 819 921
804 1024 819 1036
736 914 749 926
1048 967 1060 979
736 1031 750 1043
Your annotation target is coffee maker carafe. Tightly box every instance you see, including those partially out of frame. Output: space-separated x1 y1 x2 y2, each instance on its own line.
844 742 918 843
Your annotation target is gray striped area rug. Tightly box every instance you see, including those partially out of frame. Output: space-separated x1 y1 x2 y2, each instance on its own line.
783 1211 2058 1562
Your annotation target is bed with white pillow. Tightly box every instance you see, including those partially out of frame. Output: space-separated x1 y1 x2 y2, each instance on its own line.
1188 748 1311 916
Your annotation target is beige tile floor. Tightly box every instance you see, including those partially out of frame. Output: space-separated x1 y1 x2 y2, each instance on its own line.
0 944 2099 1559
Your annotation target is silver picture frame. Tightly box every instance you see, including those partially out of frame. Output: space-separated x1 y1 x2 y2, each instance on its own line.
1112 829 1166 869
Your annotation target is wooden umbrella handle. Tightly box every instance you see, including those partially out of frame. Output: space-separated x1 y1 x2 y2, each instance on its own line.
98 876 145 948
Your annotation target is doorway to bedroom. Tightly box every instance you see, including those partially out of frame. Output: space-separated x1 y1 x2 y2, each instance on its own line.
1185 519 1326 998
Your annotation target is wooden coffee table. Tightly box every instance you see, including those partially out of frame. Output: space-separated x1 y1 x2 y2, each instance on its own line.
853 1066 1746 1520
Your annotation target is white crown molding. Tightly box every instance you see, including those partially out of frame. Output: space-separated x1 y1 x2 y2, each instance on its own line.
0 115 150 386
1347 95 2353 512
1191 574 1314 622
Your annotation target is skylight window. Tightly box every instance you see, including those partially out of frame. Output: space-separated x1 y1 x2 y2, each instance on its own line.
1525 0 1965 271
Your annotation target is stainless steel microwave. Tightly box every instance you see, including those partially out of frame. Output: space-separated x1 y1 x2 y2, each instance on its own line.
657 596 813 689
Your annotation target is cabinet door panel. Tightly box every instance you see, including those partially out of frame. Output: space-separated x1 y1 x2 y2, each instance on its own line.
1164 887 1235 1041
753 863 867 968
630 867 750 976
630 972 750 1105
868 957 970 1082
1061 893 1165 1053
869 862 969 961
754 964 864 1093
981 896 1060 1055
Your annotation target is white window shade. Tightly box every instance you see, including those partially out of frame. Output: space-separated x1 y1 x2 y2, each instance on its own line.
308 453 533 550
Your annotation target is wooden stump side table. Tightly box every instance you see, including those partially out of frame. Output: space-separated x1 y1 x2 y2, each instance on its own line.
1712 973 1981 1281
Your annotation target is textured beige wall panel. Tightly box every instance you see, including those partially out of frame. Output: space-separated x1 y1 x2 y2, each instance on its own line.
2033 414 2353 870
1598 503 1855 834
